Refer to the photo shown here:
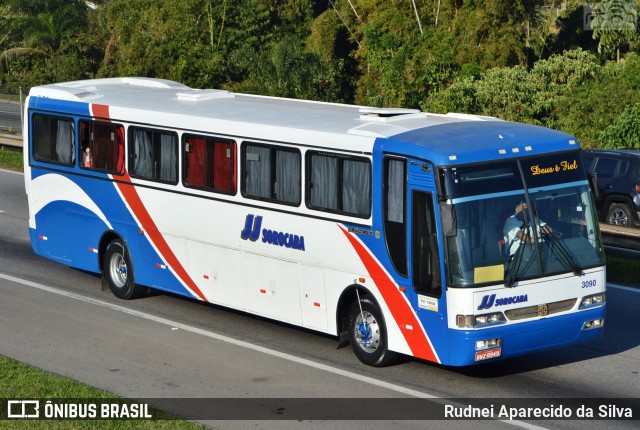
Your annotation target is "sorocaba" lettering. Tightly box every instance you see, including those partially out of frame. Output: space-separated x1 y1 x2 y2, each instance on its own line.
240 214 306 251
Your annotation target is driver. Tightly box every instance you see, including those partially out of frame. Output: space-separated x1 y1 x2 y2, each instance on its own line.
503 201 553 256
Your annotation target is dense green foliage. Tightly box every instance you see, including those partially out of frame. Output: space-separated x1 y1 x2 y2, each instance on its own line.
1 0 639 148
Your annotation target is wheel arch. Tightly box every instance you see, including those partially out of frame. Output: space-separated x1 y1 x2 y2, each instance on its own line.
604 197 637 223
336 284 381 339
98 230 125 275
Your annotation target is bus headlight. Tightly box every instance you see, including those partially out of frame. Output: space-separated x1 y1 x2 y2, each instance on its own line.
579 292 606 309
457 312 506 328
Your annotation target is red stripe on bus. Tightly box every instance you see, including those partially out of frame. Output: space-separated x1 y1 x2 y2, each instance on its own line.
338 225 438 363
115 171 207 301
91 104 110 120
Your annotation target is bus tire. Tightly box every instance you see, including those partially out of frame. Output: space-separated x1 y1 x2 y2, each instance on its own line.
103 239 144 300
346 295 398 367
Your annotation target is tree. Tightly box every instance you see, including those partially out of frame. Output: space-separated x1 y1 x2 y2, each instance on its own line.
1 0 92 87
601 104 640 148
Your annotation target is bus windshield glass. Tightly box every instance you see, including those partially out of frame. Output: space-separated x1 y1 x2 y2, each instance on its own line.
440 151 605 288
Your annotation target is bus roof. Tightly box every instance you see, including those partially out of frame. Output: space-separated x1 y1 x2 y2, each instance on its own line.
28 77 579 165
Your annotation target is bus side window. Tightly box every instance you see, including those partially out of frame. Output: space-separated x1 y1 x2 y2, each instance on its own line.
384 158 407 276
129 127 178 184
32 114 75 166
183 135 236 194
306 152 371 218
243 143 300 205
412 191 441 297
80 120 124 174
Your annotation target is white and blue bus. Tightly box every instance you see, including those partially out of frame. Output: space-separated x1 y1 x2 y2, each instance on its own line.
24 78 606 366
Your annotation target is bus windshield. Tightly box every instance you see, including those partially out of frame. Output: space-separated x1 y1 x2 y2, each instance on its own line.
440 151 605 288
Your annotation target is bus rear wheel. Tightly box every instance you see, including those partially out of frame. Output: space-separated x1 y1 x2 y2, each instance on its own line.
346 294 398 367
103 239 144 300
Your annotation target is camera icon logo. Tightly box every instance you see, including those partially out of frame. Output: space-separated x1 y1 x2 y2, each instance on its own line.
584 1 638 31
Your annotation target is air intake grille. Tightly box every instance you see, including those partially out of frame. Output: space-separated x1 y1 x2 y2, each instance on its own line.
505 298 577 321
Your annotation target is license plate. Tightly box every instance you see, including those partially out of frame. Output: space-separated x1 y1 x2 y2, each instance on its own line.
475 347 502 361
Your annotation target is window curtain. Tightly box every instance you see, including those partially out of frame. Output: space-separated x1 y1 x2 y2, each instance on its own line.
213 142 234 192
159 134 177 182
116 126 125 173
275 150 300 204
387 160 404 222
134 130 153 178
186 138 206 187
55 120 74 164
245 145 271 198
342 159 371 216
91 125 108 170
310 155 338 210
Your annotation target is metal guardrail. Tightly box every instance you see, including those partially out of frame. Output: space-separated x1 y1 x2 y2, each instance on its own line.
0 133 23 149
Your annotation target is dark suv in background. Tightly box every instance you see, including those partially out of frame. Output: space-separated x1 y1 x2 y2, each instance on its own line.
582 149 640 227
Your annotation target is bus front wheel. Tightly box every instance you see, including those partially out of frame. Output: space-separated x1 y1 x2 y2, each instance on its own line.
346 295 398 367
103 239 144 300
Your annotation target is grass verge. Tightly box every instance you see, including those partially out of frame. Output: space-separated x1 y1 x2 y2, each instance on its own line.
605 248 640 287
0 147 23 172
0 355 206 429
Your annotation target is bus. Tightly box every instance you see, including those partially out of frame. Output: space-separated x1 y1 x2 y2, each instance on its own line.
24 78 606 367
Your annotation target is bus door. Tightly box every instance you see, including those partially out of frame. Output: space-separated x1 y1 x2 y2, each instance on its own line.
384 156 447 359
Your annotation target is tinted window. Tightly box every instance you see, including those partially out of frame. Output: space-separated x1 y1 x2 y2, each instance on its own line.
129 127 179 183
32 114 75 165
384 158 407 276
80 120 124 174
412 191 441 296
306 152 371 217
243 143 300 205
593 157 618 178
184 135 236 194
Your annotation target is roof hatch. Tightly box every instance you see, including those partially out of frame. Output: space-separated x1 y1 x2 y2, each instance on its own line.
358 107 422 122
176 89 235 102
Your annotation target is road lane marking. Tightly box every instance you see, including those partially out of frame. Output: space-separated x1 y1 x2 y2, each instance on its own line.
0 168 24 176
0 271 546 429
607 283 639 293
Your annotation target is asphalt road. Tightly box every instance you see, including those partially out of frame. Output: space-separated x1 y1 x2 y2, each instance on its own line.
0 169 639 429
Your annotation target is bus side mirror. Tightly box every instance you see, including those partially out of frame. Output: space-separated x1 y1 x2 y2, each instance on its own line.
440 204 457 236
588 172 600 202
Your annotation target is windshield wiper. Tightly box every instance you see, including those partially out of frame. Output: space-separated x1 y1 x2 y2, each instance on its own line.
542 230 583 275
504 225 531 288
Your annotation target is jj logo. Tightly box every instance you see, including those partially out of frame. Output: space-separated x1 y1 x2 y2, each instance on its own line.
477 294 496 310
240 214 262 241
240 214 306 251
477 293 528 310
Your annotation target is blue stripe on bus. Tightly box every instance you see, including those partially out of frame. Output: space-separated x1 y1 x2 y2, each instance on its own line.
29 169 194 298
29 97 92 117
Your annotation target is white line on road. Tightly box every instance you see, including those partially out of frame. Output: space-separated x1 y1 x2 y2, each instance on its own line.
0 271 545 429
607 283 640 293
0 168 24 176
